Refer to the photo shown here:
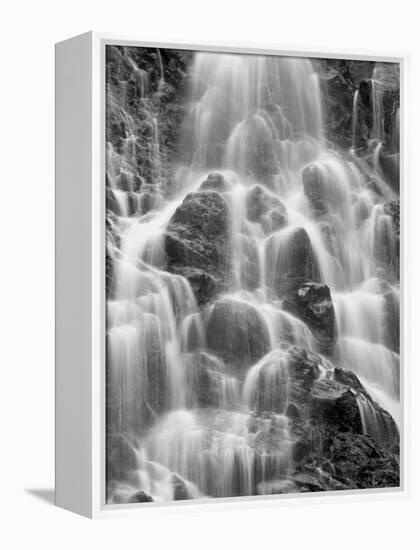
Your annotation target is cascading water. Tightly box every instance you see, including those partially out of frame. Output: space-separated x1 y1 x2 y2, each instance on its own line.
106 47 400 503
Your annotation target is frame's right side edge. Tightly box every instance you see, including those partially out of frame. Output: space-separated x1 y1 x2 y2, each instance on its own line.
400 52 410 497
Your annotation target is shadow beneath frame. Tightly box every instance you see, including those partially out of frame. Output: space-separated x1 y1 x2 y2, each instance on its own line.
25 488 55 505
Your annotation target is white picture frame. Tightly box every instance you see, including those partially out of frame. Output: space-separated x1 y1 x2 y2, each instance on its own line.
55 31 410 518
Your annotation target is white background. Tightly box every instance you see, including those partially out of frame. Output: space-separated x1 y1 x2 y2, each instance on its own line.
1 0 419 548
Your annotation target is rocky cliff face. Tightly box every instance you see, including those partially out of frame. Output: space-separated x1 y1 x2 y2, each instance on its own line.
318 58 400 192
106 46 193 189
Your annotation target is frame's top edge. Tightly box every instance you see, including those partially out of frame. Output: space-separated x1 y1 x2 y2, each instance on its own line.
92 31 408 63
55 30 93 47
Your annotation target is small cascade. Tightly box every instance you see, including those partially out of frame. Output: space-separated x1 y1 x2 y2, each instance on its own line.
106 47 400 503
371 73 384 143
243 349 290 413
351 89 360 151
356 392 399 448
336 337 399 404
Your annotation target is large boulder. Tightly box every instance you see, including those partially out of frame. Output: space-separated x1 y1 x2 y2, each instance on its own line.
206 298 271 368
165 191 230 305
309 378 363 433
282 280 337 353
265 228 321 294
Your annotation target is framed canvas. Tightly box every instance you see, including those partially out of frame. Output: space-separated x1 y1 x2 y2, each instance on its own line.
55 32 409 518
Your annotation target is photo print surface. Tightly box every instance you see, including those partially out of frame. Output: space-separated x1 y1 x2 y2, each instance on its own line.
105 45 400 504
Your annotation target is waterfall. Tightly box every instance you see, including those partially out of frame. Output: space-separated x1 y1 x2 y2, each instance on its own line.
106 48 400 503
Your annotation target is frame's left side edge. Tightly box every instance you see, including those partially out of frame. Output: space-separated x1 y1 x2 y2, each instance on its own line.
55 31 94 519
91 32 107 518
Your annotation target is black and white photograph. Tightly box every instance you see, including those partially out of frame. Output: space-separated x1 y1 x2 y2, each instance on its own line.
105 45 401 504
6 0 420 545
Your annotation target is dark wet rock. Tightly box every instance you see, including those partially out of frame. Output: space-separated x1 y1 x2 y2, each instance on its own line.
309 379 362 433
246 184 287 232
318 66 360 149
199 172 232 192
292 436 311 463
333 368 364 392
128 491 154 503
172 475 193 500
206 298 270 368
291 429 400 491
106 435 138 484
328 432 400 489
293 472 328 492
165 191 230 305
287 346 322 404
266 228 321 294
282 280 337 353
